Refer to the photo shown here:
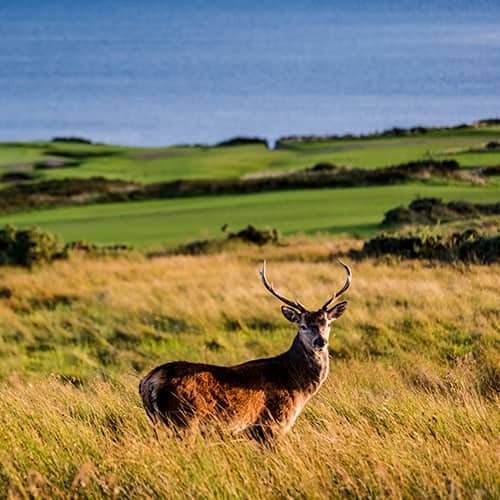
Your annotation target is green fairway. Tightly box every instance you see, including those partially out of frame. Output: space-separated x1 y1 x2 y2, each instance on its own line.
1 126 499 184
1 182 498 246
1 126 499 247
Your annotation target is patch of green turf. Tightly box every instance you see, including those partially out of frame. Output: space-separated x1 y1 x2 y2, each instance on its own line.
0 144 47 172
1 182 498 246
1 127 499 184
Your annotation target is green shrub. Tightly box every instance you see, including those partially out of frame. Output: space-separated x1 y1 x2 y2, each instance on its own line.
274 123 476 147
0 225 64 267
455 231 500 264
306 162 337 173
51 136 92 144
481 165 500 176
65 240 133 256
173 225 280 255
227 224 280 245
485 140 500 150
382 198 500 227
215 137 269 148
354 228 499 264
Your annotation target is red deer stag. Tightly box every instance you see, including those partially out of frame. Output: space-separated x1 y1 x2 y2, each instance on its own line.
139 260 351 444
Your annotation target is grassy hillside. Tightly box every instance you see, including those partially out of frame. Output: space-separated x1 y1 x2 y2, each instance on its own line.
0 244 498 497
0 124 498 498
1 125 500 184
0 182 498 245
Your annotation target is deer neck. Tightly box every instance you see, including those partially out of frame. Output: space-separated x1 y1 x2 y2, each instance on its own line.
285 335 329 393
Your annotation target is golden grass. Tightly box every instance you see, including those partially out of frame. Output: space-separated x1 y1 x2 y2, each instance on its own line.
0 241 499 498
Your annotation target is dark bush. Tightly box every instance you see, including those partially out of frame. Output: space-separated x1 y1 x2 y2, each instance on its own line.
275 127 433 147
454 232 500 264
0 177 138 213
0 226 131 267
174 239 216 256
173 225 280 255
43 149 118 159
34 160 80 170
274 123 482 148
360 232 446 260
65 240 132 256
476 118 500 126
215 137 269 148
51 137 92 144
485 141 500 150
354 229 499 264
1 172 34 183
227 225 279 245
382 207 413 226
0 225 63 267
480 165 500 176
382 198 500 227
306 162 337 172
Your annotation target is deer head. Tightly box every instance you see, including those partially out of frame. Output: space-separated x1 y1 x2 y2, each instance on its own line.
260 260 351 352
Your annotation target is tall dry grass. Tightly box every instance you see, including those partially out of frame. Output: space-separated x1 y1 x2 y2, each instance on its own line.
0 241 499 498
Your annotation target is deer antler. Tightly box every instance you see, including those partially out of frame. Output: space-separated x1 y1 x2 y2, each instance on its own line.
260 261 306 312
321 260 352 311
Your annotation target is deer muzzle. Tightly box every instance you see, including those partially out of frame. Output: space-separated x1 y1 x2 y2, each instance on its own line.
313 336 327 349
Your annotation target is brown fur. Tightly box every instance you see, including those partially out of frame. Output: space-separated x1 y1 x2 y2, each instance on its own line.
139 305 347 444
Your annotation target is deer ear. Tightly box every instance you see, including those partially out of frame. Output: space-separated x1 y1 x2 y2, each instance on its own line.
281 306 300 323
327 301 347 321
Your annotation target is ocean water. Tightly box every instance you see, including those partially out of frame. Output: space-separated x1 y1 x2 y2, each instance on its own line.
1 0 499 146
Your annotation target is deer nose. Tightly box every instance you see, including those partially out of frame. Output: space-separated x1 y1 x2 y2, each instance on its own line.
313 336 327 349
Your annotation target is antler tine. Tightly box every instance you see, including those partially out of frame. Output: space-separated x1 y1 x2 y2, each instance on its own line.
321 260 352 310
260 261 306 312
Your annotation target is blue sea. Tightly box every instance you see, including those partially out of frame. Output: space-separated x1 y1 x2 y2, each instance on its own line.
1 0 499 146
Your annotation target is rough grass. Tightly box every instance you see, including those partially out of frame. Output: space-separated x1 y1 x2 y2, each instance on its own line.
0 241 499 498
